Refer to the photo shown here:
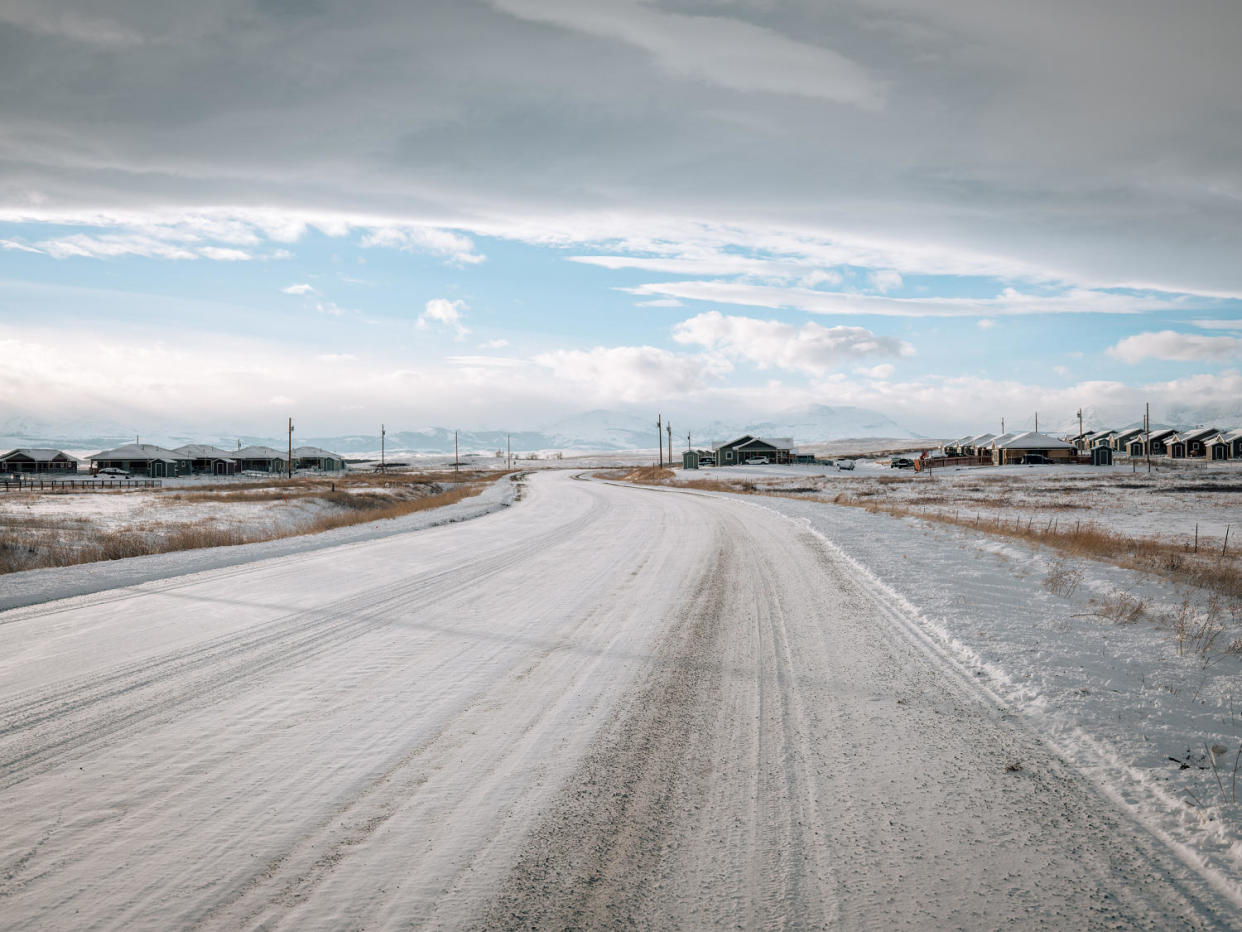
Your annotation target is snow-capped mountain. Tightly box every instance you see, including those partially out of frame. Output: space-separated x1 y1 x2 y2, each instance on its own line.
1 405 922 454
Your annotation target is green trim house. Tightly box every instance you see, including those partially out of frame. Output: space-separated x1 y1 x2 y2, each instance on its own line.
0 448 80 474
89 444 193 477
712 435 795 466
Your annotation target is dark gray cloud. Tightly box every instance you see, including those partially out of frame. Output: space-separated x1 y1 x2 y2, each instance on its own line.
2 0 1241 294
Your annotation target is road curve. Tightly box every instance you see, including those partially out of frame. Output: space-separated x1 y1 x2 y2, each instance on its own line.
0 471 1232 929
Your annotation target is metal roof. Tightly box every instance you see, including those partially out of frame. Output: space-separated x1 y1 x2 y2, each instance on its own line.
235 445 287 459
173 444 238 460
90 443 191 462
0 448 79 462
993 431 1075 450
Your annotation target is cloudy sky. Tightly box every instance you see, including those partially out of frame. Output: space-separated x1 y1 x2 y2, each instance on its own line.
2 0 1241 437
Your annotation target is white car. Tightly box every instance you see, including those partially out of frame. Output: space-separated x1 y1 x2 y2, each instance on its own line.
96 467 129 478
836 459 855 470
745 457 770 465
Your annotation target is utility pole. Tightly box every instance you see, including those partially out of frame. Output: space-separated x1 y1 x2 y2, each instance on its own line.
686 430 691 452
1077 408 1083 444
506 434 511 470
381 423 386 471
1146 402 1151 474
657 414 663 468
1001 417 1005 435
666 420 672 468
1034 411 1038 433
287 417 294 479
454 430 459 474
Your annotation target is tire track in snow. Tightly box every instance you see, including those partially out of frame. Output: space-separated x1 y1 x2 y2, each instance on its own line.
0 487 609 789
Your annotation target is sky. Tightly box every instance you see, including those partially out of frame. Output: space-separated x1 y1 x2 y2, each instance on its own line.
2 0 1241 438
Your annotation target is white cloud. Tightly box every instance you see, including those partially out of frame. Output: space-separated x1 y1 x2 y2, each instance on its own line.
1191 318 1242 331
447 355 528 368
479 338 511 349
419 298 470 338
627 280 1183 318
671 311 912 376
361 227 485 266
977 319 996 330
0 239 43 254
1107 330 1242 364
867 270 903 293
315 301 346 317
282 283 317 296
488 0 885 108
533 344 727 403
1053 365 1069 376
635 298 684 308
800 269 844 288
198 246 251 261
34 233 199 261
316 353 356 362
855 363 895 379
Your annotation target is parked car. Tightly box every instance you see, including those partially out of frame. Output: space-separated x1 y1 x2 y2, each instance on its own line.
889 457 915 469
1021 453 1052 465
745 456 770 465
837 459 855 471
699 457 715 466
96 467 129 477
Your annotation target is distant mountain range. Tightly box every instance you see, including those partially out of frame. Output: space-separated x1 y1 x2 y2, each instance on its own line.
0 405 923 455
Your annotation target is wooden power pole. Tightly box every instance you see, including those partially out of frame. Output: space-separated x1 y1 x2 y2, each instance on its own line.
381 423 386 471
657 414 663 468
454 430 459 474
287 417 294 479
666 421 672 467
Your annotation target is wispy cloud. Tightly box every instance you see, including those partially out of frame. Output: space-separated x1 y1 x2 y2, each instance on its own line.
1107 330 1242 364
628 281 1185 318
488 0 885 108
282 283 318 296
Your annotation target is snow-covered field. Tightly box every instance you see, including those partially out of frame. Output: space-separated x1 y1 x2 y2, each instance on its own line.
0 469 501 574
1 468 1240 926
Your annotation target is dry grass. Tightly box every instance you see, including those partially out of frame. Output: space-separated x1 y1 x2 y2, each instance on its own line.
828 494 1242 601
0 475 496 575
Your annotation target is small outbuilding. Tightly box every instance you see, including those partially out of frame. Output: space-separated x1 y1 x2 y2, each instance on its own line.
0 448 80 474
681 450 700 470
1091 446 1114 466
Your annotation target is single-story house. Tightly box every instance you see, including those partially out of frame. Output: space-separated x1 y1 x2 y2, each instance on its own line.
712 435 795 466
0 448 80 474
234 445 289 473
1205 429 1242 461
1169 427 1218 459
294 446 346 471
1127 428 1178 457
991 431 1076 465
90 444 193 477
174 444 242 475
1110 428 1145 451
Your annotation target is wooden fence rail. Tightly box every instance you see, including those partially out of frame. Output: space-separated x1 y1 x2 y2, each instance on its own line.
0 478 162 492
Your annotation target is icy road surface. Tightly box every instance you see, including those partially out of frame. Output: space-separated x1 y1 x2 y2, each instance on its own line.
0 471 1233 929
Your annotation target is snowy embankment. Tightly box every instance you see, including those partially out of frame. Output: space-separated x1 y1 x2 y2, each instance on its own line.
0 472 520 612
719 488 1242 904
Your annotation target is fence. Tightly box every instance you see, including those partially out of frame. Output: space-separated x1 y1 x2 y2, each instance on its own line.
0 478 162 492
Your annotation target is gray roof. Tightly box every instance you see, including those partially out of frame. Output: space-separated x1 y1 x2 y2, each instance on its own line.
0 448 79 462
90 443 190 463
993 431 1075 450
235 445 287 459
736 436 795 451
1177 427 1218 442
174 444 238 460
294 446 344 459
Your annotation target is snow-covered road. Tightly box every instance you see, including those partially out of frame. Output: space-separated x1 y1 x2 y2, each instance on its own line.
0 471 1233 929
